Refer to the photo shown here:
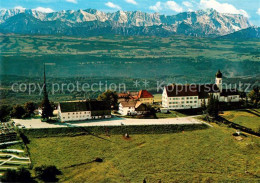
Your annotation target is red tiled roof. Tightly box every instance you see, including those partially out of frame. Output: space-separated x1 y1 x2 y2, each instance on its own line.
120 100 137 107
137 90 154 98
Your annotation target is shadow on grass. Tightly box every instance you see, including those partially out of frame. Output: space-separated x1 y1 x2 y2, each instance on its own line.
239 109 260 117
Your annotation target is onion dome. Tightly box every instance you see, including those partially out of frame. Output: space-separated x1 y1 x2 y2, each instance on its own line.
216 70 222 78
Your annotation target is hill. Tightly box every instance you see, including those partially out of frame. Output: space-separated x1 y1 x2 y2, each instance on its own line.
220 27 260 39
26 124 260 182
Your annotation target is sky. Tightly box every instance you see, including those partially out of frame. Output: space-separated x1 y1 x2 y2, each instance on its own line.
0 0 259 25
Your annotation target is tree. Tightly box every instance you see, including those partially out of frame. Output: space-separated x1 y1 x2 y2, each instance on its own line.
97 90 118 109
10 105 26 119
206 94 219 119
24 102 36 117
248 86 259 107
0 105 12 122
34 165 61 182
1 167 33 182
41 65 53 120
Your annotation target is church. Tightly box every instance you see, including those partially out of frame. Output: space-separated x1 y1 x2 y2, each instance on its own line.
162 70 240 110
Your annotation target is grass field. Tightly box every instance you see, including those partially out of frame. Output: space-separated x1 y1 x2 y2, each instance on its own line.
156 110 187 118
220 109 260 132
153 94 162 103
27 124 260 182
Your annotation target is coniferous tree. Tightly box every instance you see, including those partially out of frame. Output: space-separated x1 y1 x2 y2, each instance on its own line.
41 64 53 120
206 94 219 119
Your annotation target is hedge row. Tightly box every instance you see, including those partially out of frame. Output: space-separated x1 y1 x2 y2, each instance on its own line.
22 124 208 138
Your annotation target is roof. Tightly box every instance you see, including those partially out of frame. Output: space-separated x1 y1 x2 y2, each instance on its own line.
120 100 137 107
220 89 239 96
216 70 222 78
137 90 154 98
59 100 111 112
197 84 220 99
165 84 220 98
165 85 199 97
135 103 149 111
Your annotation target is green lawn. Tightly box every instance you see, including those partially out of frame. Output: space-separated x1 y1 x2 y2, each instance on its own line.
27 125 260 182
220 109 260 132
156 111 187 118
153 94 162 103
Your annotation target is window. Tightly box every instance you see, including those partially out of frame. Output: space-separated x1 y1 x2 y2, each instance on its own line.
194 101 197 103
63 117 65 119
84 112 86 114
68 117 70 119
187 101 189 103
182 97 184 100
73 113 75 115
68 113 70 115
76 113 78 114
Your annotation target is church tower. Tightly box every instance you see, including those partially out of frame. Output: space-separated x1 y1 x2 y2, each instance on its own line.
215 70 222 92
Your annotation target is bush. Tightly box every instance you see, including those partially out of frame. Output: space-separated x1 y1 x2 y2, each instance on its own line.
1 167 33 182
34 165 62 182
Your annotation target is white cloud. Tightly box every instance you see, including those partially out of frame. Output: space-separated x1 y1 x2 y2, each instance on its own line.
149 2 162 12
200 0 249 17
14 6 26 10
182 1 193 8
257 8 260 15
105 2 121 10
166 1 183 13
33 7 54 13
66 0 77 4
125 0 137 5
150 1 183 13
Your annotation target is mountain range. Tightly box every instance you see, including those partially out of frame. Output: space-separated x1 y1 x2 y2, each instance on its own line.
0 8 257 38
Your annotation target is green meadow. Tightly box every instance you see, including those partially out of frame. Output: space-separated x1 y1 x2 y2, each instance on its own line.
27 124 260 182
220 109 260 132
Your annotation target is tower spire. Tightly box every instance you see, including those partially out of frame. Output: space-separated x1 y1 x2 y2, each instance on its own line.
41 63 53 120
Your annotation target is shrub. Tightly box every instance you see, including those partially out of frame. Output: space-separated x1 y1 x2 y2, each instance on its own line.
34 165 62 182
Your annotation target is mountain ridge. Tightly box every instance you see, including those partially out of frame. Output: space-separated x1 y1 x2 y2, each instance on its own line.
0 8 252 37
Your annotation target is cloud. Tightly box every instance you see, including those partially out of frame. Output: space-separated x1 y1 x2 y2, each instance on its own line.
149 2 162 12
14 6 26 10
257 8 260 15
125 0 137 5
166 1 183 13
182 1 193 8
33 7 54 13
200 0 249 17
105 2 121 10
150 1 183 13
66 0 77 4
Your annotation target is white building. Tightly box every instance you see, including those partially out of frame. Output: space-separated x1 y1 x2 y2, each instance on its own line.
118 100 149 116
162 70 240 110
58 100 111 122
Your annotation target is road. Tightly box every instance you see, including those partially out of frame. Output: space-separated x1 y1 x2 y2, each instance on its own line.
12 116 209 129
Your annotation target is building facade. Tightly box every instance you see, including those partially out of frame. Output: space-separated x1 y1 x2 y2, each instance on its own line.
118 100 149 116
58 100 111 122
162 70 240 110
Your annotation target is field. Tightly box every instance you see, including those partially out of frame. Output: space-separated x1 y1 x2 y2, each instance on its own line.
1 34 259 105
220 109 260 132
1 34 260 79
27 124 260 182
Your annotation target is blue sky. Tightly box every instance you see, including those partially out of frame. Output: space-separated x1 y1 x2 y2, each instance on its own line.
0 0 259 25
